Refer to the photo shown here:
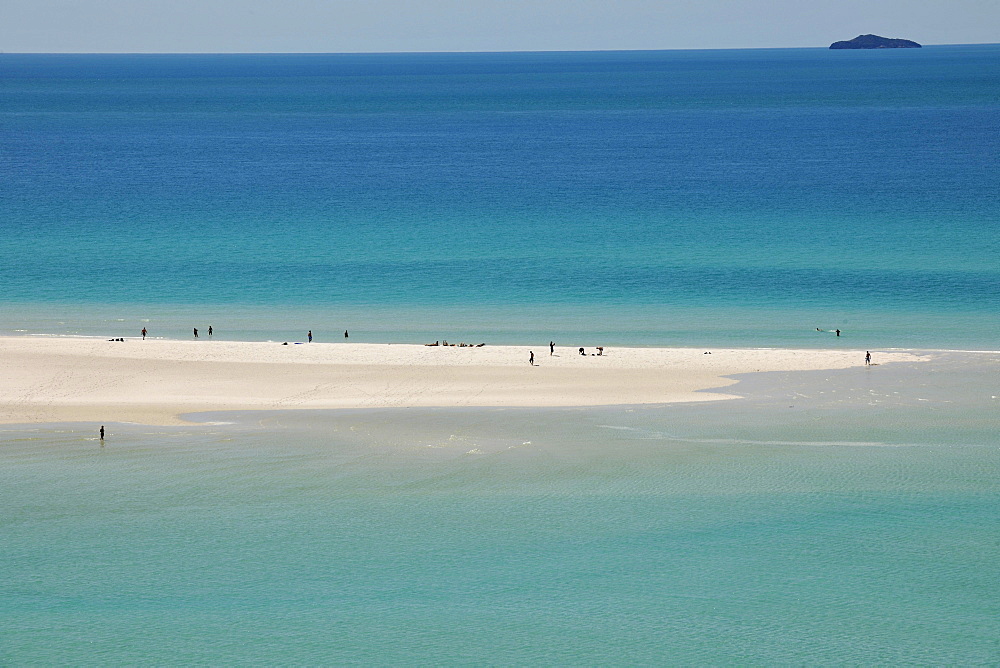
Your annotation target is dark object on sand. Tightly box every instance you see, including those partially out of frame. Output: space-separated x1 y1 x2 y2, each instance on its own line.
830 34 921 49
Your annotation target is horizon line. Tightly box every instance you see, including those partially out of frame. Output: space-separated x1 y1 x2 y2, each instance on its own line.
3 42 996 56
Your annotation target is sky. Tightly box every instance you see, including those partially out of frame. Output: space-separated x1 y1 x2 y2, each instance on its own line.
1 0 997 53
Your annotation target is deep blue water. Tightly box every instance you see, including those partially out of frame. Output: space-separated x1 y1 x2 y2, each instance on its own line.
3 47 999 347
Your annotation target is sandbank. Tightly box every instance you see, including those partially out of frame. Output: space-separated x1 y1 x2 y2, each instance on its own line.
0 337 925 426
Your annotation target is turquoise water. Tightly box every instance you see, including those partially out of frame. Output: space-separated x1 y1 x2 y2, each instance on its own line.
3 47 1000 348
3 48 1000 663
2 355 998 664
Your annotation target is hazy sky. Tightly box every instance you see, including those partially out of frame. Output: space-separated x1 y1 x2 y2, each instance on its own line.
2 0 997 53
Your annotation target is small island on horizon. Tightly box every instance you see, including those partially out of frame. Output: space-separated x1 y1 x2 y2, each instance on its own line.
830 34 922 49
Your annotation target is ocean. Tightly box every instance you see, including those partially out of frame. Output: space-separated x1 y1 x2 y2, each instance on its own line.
3 46 999 347
2 47 999 664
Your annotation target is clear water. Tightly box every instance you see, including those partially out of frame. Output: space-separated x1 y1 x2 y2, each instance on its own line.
3 47 999 348
2 354 998 664
3 48 1000 664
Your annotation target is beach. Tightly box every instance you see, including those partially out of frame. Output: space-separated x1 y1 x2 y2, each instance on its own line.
0 336 923 425
4 49 999 664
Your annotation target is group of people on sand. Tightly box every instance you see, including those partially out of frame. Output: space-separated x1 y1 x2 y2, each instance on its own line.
286 330 348 345
132 325 214 340
528 343 605 365
425 341 485 347
133 326 355 343
548 342 605 357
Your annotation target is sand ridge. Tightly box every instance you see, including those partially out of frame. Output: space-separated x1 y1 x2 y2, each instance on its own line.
0 337 925 426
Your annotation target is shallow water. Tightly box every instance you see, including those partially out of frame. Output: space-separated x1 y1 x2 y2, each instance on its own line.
2 353 997 664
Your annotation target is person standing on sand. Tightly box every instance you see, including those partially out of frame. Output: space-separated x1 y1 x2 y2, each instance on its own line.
308 330 312 342
865 351 871 365
193 328 198 338
141 327 146 340
529 351 534 366
550 341 554 355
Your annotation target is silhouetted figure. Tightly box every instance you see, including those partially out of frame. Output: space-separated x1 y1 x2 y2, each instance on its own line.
529 351 534 366
865 351 871 365
308 330 312 343
141 327 147 340
193 328 198 338
208 326 213 337
344 330 349 339
550 341 554 355
100 425 105 441
836 329 841 337
579 347 585 355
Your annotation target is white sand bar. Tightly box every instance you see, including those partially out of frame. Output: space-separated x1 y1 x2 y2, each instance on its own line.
0 337 925 426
